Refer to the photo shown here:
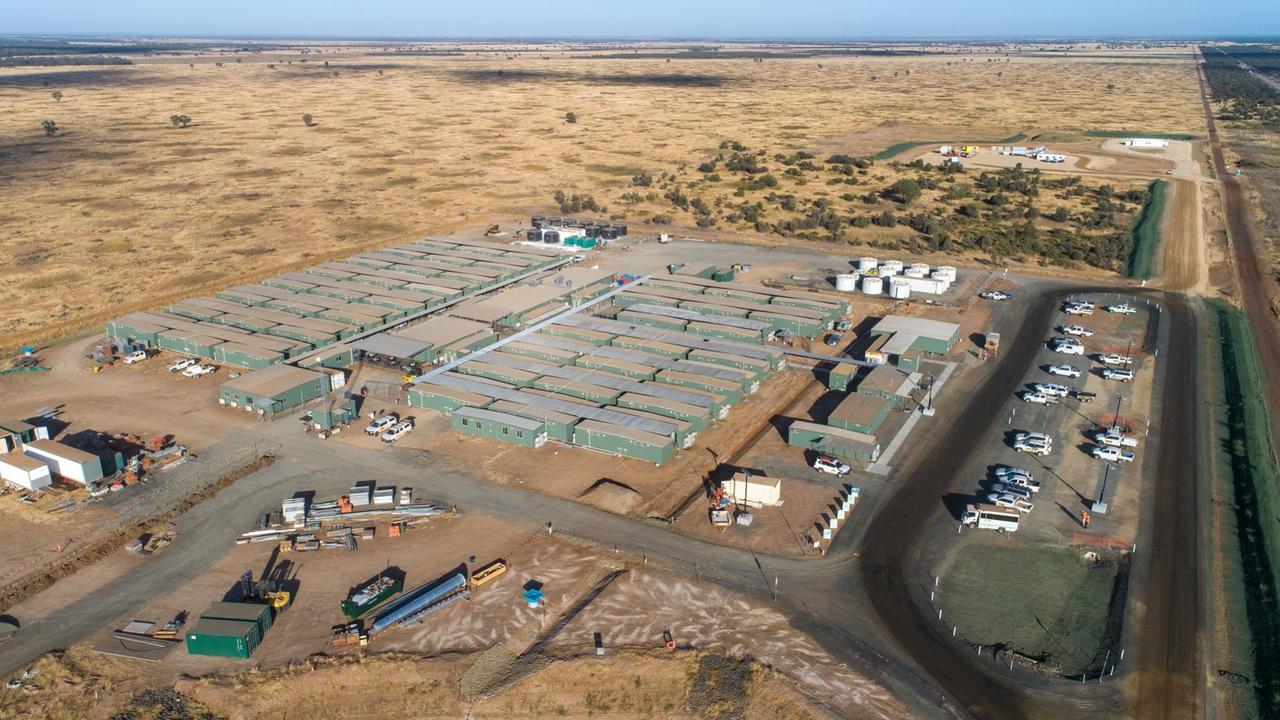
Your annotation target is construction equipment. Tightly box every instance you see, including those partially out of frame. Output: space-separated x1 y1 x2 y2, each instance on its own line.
984 331 1001 356
471 559 507 589
152 612 187 639
484 224 500 236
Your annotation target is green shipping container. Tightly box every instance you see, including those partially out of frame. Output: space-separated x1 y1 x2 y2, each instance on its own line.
202 601 274 637
185 618 260 659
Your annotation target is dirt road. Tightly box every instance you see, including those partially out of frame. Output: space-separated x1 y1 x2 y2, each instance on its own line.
1158 177 1208 293
860 285 1201 720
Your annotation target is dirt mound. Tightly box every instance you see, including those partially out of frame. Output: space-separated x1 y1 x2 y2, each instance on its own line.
107 688 225 720
578 479 641 515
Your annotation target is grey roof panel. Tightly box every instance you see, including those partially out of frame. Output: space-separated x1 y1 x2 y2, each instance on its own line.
628 304 770 331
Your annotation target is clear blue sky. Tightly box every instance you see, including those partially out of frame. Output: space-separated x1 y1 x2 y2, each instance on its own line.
6 0 1277 39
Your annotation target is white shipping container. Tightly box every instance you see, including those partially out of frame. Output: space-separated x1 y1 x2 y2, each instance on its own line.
895 276 951 295
0 454 52 491
21 440 103 485
349 486 371 507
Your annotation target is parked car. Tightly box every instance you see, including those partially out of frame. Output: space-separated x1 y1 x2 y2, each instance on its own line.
986 493 1034 513
570 254 587 263
1072 390 1097 403
182 364 216 377
1020 391 1052 405
365 414 399 436
1062 325 1094 337
813 455 851 476
980 291 1012 301
1107 304 1137 315
824 332 844 347
996 473 1041 493
1102 368 1135 382
1065 300 1096 310
1051 339 1084 356
381 420 414 443
991 483 1033 501
1047 364 1081 378
1064 304 1094 316
1092 446 1136 463
1096 430 1140 448
1099 354 1133 366
1032 383 1070 397
167 358 196 373
1015 431 1052 444
833 320 852 332
994 465 1033 480
1014 440 1052 456
123 350 149 364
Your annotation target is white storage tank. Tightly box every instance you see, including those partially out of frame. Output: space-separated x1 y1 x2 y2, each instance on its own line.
909 262 930 275
835 274 859 292
879 260 903 277
858 257 878 272
932 265 957 282
889 278 911 299
861 276 884 295
904 267 929 279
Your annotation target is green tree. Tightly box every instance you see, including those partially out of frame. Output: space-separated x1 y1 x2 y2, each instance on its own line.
169 114 192 129
302 113 314 127
887 179 922 204
51 90 62 103
41 119 58 137
565 111 577 124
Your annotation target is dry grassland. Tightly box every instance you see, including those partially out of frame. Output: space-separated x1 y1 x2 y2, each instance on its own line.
0 46 1202 349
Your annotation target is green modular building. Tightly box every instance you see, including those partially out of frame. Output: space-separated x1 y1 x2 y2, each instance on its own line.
704 287 772 305
616 310 687 331
613 293 680 310
828 393 892 435
262 277 316 293
787 420 881 462
106 314 168 345
409 384 493 414
262 298 328 317
218 364 331 416
456 361 539 388
216 288 273 307
608 406 696 447
216 314 278 334
613 393 710 431
264 324 337 347
532 377 620 404
769 296 843 317
645 279 704 296
487 399 579 442
185 618 260 659
654 370 743 404
747 310 825 338
301 344 356 370
543 324 614 346
677 300 750 319
610 336 688 359
672 360 759 392
202 601 274 638
452 406 548 448
502 341 579 365
573 419 674 464
685 349 771 379
312 398 358 430
683 321 763 342
213 342 285 370
157 331 222 359
867 315 961 359
572 355 656 380
827 362 859 392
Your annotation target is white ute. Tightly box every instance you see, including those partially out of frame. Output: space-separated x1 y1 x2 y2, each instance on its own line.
167 358 196 373
1052 339 1084 356
1062 325 1094 337
1020 392 1052 405
986 493 1034 513
1014 440 1052 456
182 364 216 377
1092 446 1136 463
1096 430 1139 448
381 420 414 443
1047 364 1081 378
365 414 399 436
1032 383 1070 397
1064 303 1094 316
813 455 851 476
1099 354 1133 366
1107 304 1137 315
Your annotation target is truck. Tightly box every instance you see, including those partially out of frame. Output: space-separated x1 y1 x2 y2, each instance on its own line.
963 503 1021 532
1096 430 1139 448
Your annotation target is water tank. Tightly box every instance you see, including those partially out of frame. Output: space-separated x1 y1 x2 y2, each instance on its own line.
531 216 546 228
861 276 884 295
889 278 911 299
904 267 928 279
543 230 560 244
909 262 930 274
526 228 543 242
615 224 629 236
835 274 858 292
933 265 957 282
585 225 601 239
858 257 878 272
880 260 903 276
600 226 620 240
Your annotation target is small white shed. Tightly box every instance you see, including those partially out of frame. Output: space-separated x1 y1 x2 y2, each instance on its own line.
22 439 104 485
722 472 783 508
0 453 53 491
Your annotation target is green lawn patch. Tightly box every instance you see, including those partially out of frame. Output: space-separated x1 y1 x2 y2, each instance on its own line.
872 133 1026 161
939 543 1121 677
1208 299 1280 717
1084 130 1198 140
1127 179 1167 279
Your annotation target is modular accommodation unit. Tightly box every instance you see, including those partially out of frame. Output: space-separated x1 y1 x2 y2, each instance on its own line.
482 351 562 375
452 406 548 448
300 343 356 370
572 355 656 381
105 314 168 344
359 294 421 315
22 439 104 485
676 300 751 318
829 393 892 434
654 370 743 404
532 377 621 404
867 315 961 357
541 324 614 346
502 340 579 365
0 420 45 444
747 310 825 337
572 419 674 464
230 332 308 359
787 420 881 462
769 295 843 316
216 313 279 334
610 335 688 359
409 384 494 414
613 293 682 310
185 618 260 659
261 277 318 293
262 298 329 317
609 407 696 448
218 364 330 416
614 392 710 431
485 399 579 442
615 310 687 332
855 365 913 399
671 360 759 393
216 288 274 307
439 333 499 362
684 321 763 342
227 283 305 301
165 300 225 323
0 453 52 491
686 349 771 378
264 324 339 348
827 362 860 391
456 361 539 388
303 267 356 282
213 342 285 370
156 331 223 359
316 306 390 330
702 286 773 305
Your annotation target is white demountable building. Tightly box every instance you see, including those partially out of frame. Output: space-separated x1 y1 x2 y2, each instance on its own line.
721 471 782 508
22 439 104 485
1125 138 1170 149
0 453 52 491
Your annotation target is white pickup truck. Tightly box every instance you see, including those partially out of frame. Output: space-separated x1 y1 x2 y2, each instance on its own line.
1092 446 1136 463
1096 430 1139 448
